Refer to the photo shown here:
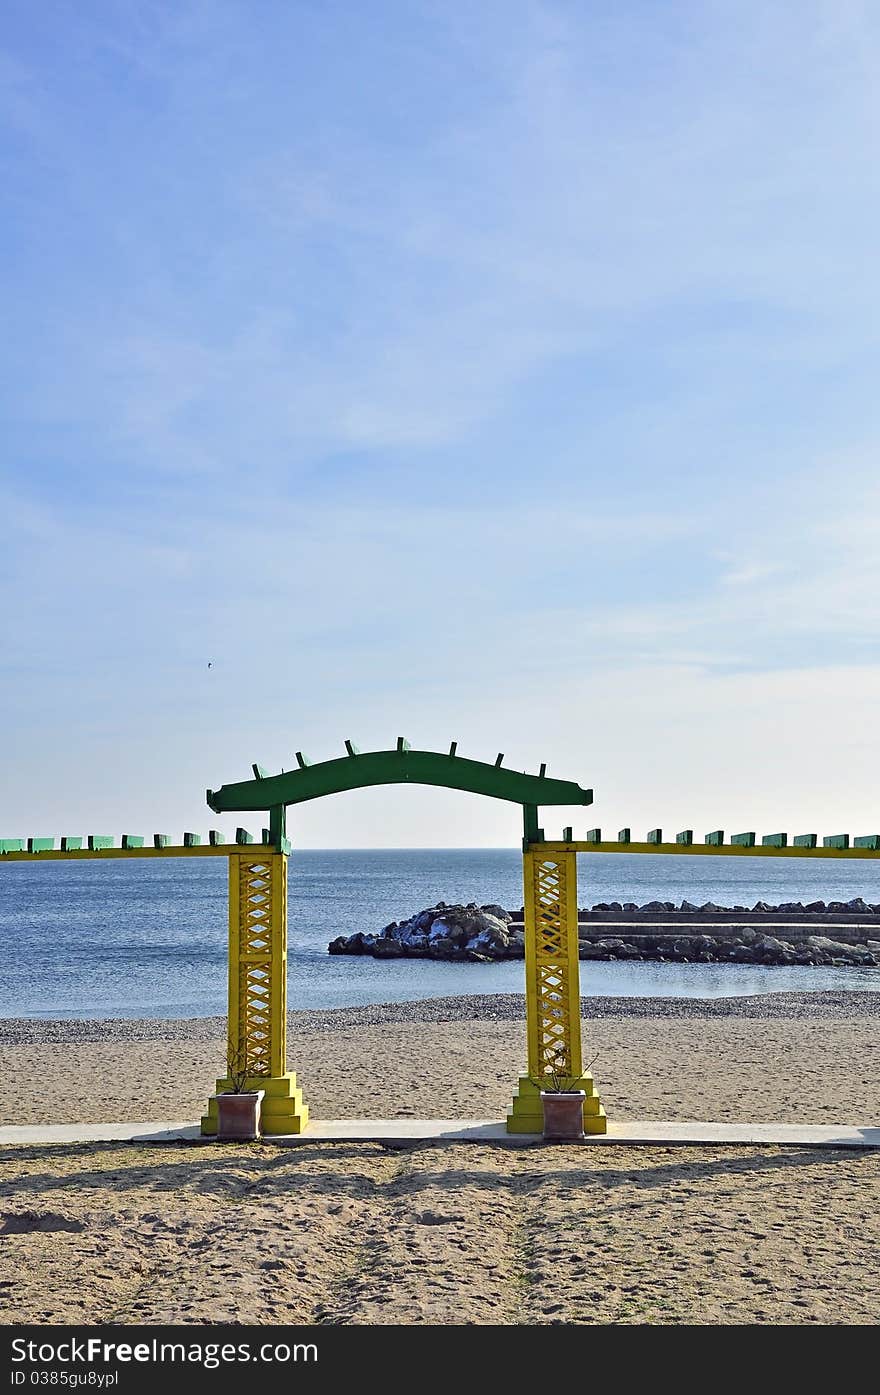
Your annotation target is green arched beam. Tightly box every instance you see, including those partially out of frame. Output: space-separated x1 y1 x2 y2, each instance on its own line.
207 744 592 847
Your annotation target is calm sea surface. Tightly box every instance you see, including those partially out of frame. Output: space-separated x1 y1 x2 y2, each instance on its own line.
1 849 880 1018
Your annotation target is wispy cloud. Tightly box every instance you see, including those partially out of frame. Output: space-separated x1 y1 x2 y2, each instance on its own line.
7 2 880 471
3 2 880 837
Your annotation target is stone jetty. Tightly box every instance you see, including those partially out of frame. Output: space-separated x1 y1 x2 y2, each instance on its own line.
328 899 880 966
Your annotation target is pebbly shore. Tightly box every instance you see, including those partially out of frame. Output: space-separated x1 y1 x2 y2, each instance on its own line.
1 989 879 1047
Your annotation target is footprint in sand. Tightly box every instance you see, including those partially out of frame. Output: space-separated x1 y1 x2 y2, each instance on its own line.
1 1211 85 1235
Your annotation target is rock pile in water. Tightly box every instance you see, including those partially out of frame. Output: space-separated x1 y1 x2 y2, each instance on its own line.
328 898 880 966
577 932 880 966
329 903 523 962
589 898 880 913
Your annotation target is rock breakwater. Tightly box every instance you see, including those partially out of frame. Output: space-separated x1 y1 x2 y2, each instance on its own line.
328 899 880 966
329 902 522 961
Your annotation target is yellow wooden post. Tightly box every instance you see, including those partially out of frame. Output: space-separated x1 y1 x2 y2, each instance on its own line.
201 850 309 1135
507 847 606 1133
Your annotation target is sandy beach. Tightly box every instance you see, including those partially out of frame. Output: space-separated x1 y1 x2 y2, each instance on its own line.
1 991 879 1325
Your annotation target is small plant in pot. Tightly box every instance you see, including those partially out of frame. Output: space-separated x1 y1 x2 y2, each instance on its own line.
531 1056 597 1142
214 1046 265 1142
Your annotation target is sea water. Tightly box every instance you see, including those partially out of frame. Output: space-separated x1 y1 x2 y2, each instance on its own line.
1 848 879 1018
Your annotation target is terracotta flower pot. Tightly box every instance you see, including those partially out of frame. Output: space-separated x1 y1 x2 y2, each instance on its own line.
541 1091 586 1141
215 1090 265 1141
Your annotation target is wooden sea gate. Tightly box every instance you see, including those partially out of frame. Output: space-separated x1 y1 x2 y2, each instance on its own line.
2 741 879 1134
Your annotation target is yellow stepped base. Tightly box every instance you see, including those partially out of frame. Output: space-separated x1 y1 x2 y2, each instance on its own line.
201 1072 310 1136
506 1074 608 1135
507 1105 608 1136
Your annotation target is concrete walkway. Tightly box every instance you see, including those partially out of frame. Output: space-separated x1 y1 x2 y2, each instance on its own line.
1 1119 879 1149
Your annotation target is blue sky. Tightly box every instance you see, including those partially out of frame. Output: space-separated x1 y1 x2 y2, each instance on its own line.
2 1 879 847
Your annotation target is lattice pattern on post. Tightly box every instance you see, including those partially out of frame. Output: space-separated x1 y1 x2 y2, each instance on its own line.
237 859 274 1076
533 856 577 1079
